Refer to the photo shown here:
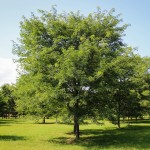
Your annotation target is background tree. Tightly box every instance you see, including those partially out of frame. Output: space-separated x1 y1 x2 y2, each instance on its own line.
0 90 6 118
139 58 150 118
0 84 16 118
14 74 58 123
103 52 146 128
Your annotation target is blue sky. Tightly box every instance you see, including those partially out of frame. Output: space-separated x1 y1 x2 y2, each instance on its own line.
0 0 150 85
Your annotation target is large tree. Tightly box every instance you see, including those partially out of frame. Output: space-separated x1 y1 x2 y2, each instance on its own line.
13 7 129 139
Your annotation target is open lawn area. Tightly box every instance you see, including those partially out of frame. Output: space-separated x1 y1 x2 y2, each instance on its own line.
0 118 150 150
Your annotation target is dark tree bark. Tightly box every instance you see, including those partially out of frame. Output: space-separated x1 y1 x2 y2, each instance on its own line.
74 115 79 139
42 116 46 124
117 101 121 129
73 100 80 139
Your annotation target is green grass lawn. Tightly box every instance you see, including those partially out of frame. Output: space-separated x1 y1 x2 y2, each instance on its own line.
0 118 150 150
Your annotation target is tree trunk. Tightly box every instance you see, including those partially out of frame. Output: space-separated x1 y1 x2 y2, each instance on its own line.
56 114 58 124
76 122 79 139
122 115 125 123
127 116 130 126
117 102 121 129
73 116 76 133
73 100 80 139
42 116 46 124
117 113 120 129
74 114 79 139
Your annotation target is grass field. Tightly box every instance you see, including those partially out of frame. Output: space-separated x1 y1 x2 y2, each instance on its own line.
0 118 150 150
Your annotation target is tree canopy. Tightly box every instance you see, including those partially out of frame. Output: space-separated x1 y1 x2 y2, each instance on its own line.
12 7 150 139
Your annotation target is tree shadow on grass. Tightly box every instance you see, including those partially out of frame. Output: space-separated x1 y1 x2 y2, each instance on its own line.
0 119 16 126
0 135 26 141
79 126 150 149
38 122 56 125
127 119 150 124
49 125 150 149
0 119 25 126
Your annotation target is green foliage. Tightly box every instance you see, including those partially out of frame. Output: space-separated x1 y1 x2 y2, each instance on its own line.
0 91 5 116
0 84 16 117
12 6 150 137
103 52 150 127
14 74 57 121
13 7 127 116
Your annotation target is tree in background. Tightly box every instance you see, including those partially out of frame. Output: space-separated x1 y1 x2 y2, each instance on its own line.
0 90 6 117
14 74 58 123
139 58 150 118
0 84 16 118
105 53 150 127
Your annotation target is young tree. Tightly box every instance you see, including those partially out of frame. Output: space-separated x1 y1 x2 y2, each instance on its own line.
13 7 129 139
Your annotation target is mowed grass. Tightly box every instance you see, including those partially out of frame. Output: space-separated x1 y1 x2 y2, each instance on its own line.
0 118 150 150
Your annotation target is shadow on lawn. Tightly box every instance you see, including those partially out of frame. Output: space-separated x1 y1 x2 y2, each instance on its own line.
0 135 26 141
127 119 150 124
49 125 150 149
0 119 17 126
0 119 26 126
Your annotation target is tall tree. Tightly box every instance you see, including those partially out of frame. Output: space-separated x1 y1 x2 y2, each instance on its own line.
13 7 129 139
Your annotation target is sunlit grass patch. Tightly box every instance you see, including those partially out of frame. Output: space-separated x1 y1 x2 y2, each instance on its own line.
0 118 149 150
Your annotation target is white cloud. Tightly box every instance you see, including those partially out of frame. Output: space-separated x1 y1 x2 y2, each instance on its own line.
0 58 18 86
